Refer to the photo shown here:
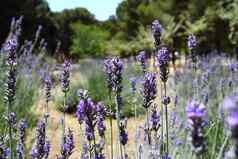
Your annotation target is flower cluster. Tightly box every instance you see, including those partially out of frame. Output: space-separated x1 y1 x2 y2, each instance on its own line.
104 57 123 94
60 60 71 93
76 93 106 157
186 100 207 154
44 75 52 104
140 72 157 108
129 77 137 94
156 47 170 82
187 34 197 51
0 140 10 159
119 119 128 146
16 119 27 159
136 51 147 73
57 129 74 159
4 36 18 104
187 34 197 65
151 20 163 47
150 107 160 132
103 59 114 93
30 120 49 159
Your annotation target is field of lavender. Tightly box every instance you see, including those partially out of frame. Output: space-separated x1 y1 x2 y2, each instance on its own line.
1 17 238 159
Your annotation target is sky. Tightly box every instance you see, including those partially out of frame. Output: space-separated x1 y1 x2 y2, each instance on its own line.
46 0 122 21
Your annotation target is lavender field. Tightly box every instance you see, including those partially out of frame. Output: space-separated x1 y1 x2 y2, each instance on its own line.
1 16 238 159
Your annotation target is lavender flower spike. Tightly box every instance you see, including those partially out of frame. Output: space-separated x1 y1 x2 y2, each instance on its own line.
187 34 197 51
57 129 75 159
187 34 197 66
16 119 27 159
129 77 137 94
156 47 170 82
151 20 163 47
103 59 113 93
140 72 157 108
30 120 49 159
136 51 147 73
186 100 207 154
60 60 71 94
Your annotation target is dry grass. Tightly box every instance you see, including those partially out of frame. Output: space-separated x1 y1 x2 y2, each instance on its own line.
27 96 145 159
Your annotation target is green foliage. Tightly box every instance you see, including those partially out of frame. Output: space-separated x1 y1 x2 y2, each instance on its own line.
106 26 153 57
70 23 109 58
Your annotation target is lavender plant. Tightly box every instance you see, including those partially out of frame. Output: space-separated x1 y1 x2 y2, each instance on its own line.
3 21 20 159
105 57 124 159
43 75 52 124
60 60 71 141
136 51 147 74
16 119 27 159
57 128 75 159
76 91 106 159
156 47 170 157
186 100 207 156
187 34 197 70
30 120 50 159
103 59 114 159
140 72 157 145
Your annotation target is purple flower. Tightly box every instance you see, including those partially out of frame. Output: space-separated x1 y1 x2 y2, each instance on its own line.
57 129 74 159
7 112 17 128
4 35 18 105
119 120 128 146
222 94 238 158
97 116 106 137
187 34 197 65
104 57 123 94
186 100 206 119
103 59 113 92
16 119 27 159
151 20 163 47
60 60 71 93
44 75 52 103
152 20 163 35
156 47 170 67
187 34 197 51
186 100 207 154
76 95 106 142
80 143 89 159
136 51 147 73
150 108 160 131
156 47 170 82
140 72 157 108
85 122 94 141
111 57 123 94
30 120 49 159
44 141 50 159
129 77 137 94
0 141 10 159
76 98 95 124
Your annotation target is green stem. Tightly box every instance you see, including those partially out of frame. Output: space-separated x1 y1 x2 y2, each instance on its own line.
62 92 67 143
7 101 13 159
160 83 164 155
146 109 151 145
164 82 169 155
109 93 114 159
115 93 123 159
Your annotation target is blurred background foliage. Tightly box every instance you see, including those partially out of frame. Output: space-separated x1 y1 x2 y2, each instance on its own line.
1 0 238 59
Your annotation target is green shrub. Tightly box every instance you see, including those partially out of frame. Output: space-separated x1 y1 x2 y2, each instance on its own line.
70 23 109 58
